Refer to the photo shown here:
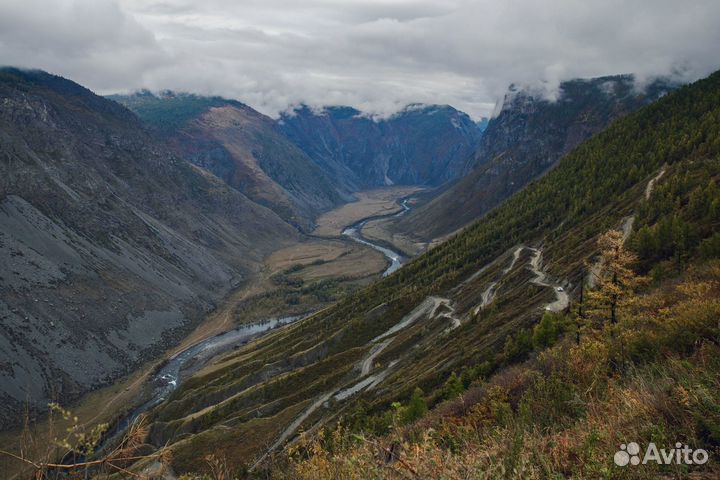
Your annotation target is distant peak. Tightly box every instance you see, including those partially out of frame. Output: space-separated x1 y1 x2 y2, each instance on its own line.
283 102 468 123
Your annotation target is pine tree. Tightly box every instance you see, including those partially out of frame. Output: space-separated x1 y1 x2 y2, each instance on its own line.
441 372 464 400
533 312 563 349
403 387 427 423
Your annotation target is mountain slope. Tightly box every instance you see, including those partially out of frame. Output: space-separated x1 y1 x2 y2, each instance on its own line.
0 68 299 428
136 70 720 476
276 104 484 191
392 75 676 241
110 92 348 231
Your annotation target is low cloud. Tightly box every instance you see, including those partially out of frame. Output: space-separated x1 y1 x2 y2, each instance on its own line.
1 0 719 119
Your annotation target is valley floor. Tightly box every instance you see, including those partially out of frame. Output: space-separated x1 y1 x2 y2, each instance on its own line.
312 186 423 237
0 186 418 478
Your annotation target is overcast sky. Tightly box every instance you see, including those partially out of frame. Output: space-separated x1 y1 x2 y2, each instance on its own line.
1 0 719 119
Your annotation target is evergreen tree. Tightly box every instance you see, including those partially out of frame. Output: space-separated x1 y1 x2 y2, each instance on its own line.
403 387 428 423
533 312 564 349
441 372 465 400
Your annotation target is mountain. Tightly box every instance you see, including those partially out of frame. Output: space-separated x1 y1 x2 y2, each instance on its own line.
109 92 349 231
391 75 677 241
276 104 484 191
132 70 720 477
0 68 300 428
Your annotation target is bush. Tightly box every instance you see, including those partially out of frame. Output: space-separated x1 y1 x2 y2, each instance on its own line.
503 328 533 363
403 387 428 423
441 372 465 400
532 312 567 350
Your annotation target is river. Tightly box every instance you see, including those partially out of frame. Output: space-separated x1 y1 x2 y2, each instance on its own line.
87 315 305 458
87 196 413 458
342 197 411 276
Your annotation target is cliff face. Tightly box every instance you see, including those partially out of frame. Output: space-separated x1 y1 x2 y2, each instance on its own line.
393 75 677 241
0 68 298 428
276 104 484 191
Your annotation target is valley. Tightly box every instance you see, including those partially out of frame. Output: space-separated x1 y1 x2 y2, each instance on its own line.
311 186 422 237
340 199 411 277
0 185 420 477
1 62 719 480
131 187 424 426
108 70 720 478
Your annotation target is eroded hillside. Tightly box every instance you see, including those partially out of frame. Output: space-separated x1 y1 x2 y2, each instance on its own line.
0 69 299 429
110 92 349 231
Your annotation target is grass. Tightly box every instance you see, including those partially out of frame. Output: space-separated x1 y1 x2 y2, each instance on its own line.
169 401 310 475
275 262 720 479
0 364 155 478
231 238 387 324
267 239 387 281
312 186 422 237
361 214 428 257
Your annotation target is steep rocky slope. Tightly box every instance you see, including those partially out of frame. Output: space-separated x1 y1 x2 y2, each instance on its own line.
110 92 348 231
133 71 720 476
392 75 677 241
0 69 299 428
276 104 484 191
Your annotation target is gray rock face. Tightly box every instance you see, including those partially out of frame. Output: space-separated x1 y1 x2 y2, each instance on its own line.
276 104 484 191
0 68 298 428
393 75 678 240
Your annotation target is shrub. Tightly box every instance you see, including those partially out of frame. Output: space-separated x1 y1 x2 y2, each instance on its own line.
532 312 567 350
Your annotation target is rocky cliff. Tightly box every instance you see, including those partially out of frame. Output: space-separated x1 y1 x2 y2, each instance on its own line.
0 68 298 428
276 104 484 191
393 75 677 240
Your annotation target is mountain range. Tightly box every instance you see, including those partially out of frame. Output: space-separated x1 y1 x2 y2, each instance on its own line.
0 69 486 428
2 64 718 480
138 70 720 477
276 104 485 191
389 75 678 241
108 92 347 231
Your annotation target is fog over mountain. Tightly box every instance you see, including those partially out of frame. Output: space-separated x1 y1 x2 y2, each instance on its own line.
1 0 719 119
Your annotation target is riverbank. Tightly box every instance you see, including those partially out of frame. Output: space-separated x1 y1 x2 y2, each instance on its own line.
96 190 420 456
312 186 423 237
0 187 418 478
341 197 412 276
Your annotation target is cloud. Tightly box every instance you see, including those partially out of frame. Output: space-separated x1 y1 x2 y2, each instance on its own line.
0 0 170 90
1 0 719 119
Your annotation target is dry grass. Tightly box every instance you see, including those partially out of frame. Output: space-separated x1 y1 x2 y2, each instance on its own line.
0 409 174 480
0 365 155 479
313 187 422 237
361 217 427 257
266 239 386 280
270 264 720 480
168 401 311 475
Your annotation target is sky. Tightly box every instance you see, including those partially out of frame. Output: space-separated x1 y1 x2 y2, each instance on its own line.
1 0 719 119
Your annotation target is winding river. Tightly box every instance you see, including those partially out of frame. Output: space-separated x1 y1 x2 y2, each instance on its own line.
342 197 411 276
90 315 304 456
89 196 413 456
